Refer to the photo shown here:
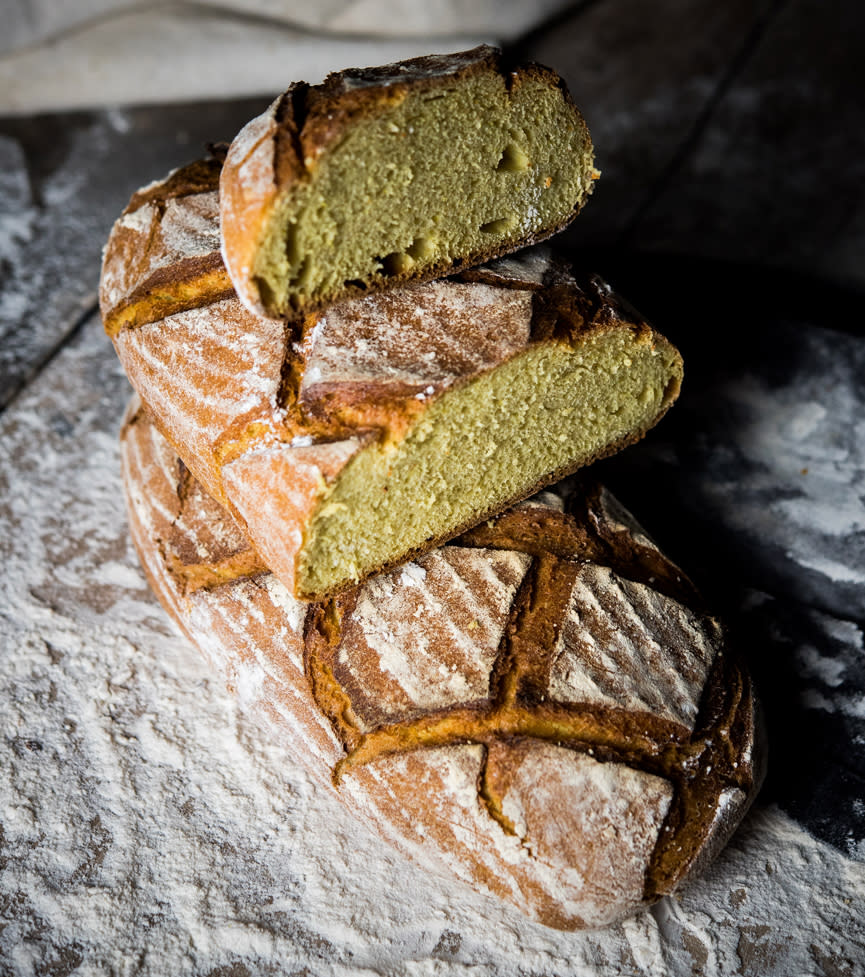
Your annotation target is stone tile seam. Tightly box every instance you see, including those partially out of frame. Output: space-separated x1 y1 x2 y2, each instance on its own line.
0 300 98 416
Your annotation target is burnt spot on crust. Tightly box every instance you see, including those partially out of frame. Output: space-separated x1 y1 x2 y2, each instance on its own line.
274 81 312 184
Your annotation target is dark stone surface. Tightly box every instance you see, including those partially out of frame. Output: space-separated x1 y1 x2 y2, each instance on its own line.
628 0 865 292
520 0 776 250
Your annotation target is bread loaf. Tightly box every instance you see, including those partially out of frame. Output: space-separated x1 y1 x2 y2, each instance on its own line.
121 399 765 931
100 159 683 600
218 45 596 319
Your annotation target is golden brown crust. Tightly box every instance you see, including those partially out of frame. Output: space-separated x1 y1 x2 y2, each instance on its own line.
103 254 234 338
120 399 269 595
219 45 594 320
121 406 765 930
100 155 233 337
458 482 701 608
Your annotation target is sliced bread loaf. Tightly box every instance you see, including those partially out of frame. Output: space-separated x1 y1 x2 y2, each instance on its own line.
121 401 764 930
100 161 682 599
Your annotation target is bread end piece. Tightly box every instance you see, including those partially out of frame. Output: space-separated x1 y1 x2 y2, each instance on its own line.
220 45 597 320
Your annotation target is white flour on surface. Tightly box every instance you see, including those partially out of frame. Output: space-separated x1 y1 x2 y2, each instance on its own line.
723 370 865 583
1 315 864 976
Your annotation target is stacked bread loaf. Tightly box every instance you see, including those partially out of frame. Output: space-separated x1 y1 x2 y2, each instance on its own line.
101 45 764 930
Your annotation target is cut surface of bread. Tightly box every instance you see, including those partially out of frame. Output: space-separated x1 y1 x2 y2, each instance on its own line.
121 402 765 931
219 45 596 319
292 321 680 598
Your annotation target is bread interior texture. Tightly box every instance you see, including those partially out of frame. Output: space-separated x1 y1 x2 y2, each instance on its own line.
297 330 681 597
254 72 593 315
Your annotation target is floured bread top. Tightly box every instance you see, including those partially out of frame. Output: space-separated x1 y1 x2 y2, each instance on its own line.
122 405 764 930
100 158 235 335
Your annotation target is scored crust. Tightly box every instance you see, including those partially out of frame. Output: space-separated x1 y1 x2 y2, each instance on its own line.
121 401 765 931
219 45 596 320
100 157 682 600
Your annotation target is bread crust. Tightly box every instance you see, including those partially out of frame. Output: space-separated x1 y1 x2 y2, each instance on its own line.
219 45 595 320
99 157 234 337
121 402 765 931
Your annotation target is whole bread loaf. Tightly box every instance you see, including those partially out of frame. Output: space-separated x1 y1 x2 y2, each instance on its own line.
218 45 596 320
100 158 683 600
121 399 765 931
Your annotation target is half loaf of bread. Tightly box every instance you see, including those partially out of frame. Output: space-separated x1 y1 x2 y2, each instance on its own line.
219 45 596 319
100 158 683 600
121 399 764 931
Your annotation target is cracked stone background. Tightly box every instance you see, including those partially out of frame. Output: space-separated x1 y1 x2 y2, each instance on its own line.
1 1 865 974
